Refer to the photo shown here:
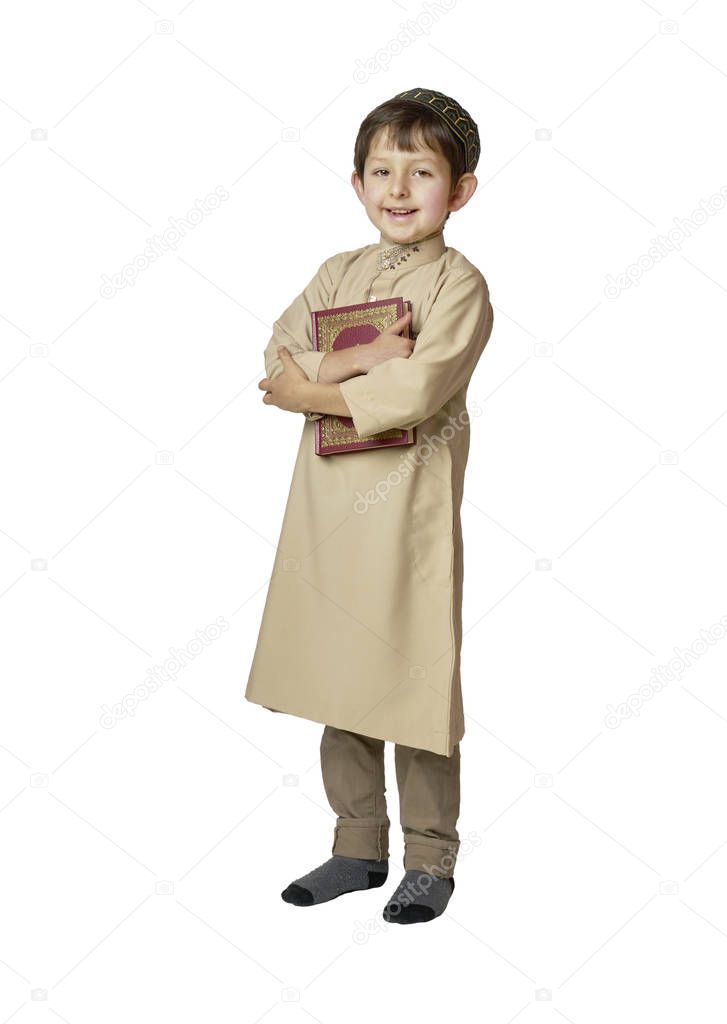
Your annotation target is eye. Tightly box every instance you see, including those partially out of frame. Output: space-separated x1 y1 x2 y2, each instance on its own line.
371 168 431 177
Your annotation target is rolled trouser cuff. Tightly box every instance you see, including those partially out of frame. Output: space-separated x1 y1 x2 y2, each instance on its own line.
404 834 459 878
331 817 390 861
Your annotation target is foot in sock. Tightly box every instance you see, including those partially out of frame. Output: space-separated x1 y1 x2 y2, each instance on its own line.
281 854 389 906
382 869 455 924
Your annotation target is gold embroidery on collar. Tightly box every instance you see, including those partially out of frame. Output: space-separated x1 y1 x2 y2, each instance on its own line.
376 242 420 272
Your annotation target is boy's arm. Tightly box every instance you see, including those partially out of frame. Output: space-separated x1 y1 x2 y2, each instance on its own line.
317 346 367 384
262 262 417 420
336 269 494 436
263 256 341 421
298 380 354 418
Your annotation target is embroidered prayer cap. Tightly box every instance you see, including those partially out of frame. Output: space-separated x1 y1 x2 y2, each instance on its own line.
393 88 480 175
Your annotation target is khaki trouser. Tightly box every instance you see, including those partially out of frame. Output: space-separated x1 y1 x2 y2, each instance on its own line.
319 724 461 879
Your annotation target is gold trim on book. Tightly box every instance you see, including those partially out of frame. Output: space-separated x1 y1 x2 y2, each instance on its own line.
321 418 405 446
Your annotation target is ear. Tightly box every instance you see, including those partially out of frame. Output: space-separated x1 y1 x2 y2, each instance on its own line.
351 169 365 205
448 172 478 214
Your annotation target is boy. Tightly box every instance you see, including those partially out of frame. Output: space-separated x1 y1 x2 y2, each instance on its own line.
245 88 493 924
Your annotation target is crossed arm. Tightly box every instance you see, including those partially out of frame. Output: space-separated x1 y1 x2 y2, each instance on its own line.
259 311 413 418
259 345 358 417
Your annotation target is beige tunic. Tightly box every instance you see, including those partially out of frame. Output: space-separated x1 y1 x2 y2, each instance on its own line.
244 228 494 756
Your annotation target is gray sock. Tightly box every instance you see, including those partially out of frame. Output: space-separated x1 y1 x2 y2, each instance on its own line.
382 869 455 924
281 855 389 906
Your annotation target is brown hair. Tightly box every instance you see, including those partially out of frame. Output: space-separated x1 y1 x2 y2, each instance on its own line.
353 98 468 222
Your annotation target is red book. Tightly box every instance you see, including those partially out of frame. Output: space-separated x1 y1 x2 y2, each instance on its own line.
310 296 416 455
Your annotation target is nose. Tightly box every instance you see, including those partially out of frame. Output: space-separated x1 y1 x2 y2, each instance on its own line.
388 175 408 197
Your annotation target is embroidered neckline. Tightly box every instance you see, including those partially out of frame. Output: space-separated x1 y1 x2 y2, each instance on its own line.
374 230 446 272
376 242 421 272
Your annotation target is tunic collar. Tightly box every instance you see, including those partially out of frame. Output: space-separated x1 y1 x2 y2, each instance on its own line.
374 228 446 272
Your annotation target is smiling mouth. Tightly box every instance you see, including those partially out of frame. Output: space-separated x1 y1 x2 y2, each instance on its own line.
386 208 417 217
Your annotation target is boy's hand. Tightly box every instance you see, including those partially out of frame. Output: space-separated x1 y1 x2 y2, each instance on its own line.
259 347 309 413
356 311 414 373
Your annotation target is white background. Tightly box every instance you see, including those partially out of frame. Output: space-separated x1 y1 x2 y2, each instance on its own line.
1 0 726 1020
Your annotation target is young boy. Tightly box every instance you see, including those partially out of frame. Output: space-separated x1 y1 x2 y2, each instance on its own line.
245 88 493 924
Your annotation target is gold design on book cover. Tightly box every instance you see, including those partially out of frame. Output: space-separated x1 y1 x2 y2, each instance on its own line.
322 419 405 445
317 302 410 446
316 304 402 353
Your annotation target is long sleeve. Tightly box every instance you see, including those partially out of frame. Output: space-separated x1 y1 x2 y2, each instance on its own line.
263 256 340 421
338 268 493 436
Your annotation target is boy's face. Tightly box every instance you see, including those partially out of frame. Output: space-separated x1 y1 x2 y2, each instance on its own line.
351 126 476 244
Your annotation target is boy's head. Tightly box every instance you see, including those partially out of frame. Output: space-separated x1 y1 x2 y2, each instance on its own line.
351 88 480 244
